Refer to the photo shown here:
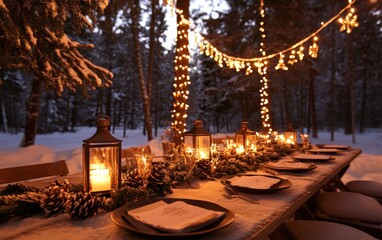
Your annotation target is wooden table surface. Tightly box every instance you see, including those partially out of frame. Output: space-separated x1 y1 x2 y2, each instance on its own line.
1 148 361 240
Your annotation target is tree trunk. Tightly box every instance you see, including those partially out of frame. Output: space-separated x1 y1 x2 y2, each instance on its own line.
0 87 8 133
170 0 190 145
129 79 136 129
147 0 158 101
329 25 336 141
130 0 153 141
149 0 159 137
348 34 356 143
359 40 369 133
343 34 354 137
283 75 289 126
20 77 42 147
71 93 78 132
309 66 318 138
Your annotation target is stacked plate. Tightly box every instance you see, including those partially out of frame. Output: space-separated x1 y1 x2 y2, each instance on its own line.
222 174 292 193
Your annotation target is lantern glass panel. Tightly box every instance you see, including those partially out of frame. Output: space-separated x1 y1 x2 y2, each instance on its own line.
235 122 256 147
236 135 244 146
196 136 211 159
184 135 194 149
88 146 119 192
285 123 297 144
183 120 211 159
246 135 257 146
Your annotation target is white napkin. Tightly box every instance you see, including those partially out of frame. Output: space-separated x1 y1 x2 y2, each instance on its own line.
128 200 225 233
229 175 280 189
266 160 313 169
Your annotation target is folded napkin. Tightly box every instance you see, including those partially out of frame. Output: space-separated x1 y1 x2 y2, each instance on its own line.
128 201 225 233
229 175 280 189
266 160 313 169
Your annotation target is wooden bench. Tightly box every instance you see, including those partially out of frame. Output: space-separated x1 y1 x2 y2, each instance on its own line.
0 160 69 184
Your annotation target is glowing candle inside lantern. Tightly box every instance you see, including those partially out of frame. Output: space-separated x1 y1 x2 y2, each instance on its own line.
90 164 111 192
198 149 208 159
236 145 245 154
286 136 295 144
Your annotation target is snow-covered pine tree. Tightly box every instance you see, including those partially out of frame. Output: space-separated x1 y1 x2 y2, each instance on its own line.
0 0 113 146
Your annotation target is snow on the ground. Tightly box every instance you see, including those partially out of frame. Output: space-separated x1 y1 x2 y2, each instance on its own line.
0 127 381 183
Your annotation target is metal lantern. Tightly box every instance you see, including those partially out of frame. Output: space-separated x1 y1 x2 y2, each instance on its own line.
183 120 211 159
284 123 297 144
235 121 256 148
83 115 122 194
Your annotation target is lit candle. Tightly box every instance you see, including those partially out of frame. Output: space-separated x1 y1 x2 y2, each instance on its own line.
90 164 111 192
198 149 208 159
236 145 245 154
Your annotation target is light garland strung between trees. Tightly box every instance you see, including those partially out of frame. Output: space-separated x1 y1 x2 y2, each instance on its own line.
165 0 358 133
196 0 358 72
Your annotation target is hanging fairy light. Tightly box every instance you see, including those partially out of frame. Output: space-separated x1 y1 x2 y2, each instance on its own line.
338 2 359 34
287 50 298 65
275 53 288 71
195 0 358 72
309 36 319 58
297 46 305 61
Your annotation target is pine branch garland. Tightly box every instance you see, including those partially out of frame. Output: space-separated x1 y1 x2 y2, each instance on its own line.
0 141 299 222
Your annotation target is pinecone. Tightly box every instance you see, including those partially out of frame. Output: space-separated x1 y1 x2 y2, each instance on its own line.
122 169 144 188
147 162 172 196
194 159 214 180
40 180 70 217
66 192 105 220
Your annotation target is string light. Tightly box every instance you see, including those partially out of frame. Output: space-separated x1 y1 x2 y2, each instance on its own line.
309 36 319 58
165 0 359 135
195 0 358 72
297 46 304 61
170 6 191 139
339 1 359 34
258 0 272 133
275 53 288 71
287 50 298 65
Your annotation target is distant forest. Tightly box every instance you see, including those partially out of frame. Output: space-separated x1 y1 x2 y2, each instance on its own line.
0 0 381 142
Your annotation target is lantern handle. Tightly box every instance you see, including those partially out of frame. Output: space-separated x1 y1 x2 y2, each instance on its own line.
96 114 110 121
95 114 111 127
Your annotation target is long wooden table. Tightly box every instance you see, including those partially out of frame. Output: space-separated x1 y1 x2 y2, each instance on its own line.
0 149 361 240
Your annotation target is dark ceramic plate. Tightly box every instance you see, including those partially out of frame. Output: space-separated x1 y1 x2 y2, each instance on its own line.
223 173 292 193
111 198 235 238
260 161 317 172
